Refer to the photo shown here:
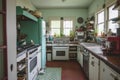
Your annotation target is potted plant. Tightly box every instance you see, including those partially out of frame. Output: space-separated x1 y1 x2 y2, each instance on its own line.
70 30 75 41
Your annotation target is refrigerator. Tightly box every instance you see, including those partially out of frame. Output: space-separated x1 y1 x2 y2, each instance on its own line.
38 18 46 72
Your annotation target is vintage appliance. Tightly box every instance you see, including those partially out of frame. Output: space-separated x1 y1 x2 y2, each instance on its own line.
75 31 84 41
106 36 120 54
26 45 40 80
21 18 46 73
52 46 69 60
83 47 89 79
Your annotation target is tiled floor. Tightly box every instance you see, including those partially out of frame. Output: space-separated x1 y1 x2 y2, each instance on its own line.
46 60 87 80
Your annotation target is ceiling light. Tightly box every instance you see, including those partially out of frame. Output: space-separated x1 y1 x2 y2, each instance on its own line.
62 0 66 2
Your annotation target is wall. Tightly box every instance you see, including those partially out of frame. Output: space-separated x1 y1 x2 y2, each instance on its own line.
40 8 88 30
88 0 115 17
16 0 36 10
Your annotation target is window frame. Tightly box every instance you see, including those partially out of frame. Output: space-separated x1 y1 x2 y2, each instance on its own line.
96 10 105 36
106 4 119 33
49 17 74 37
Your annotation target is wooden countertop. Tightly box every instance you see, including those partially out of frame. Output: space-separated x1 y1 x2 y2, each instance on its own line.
80 42 120 74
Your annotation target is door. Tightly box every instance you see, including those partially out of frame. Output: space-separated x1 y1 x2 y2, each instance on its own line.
0 0 7 79
7 0 17 80
0 0 16 80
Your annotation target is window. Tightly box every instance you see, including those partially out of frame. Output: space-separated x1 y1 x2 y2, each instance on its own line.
63 20 73 36
97 11 105 36
108 5 119 33
51 20 61 36
50 18 73 37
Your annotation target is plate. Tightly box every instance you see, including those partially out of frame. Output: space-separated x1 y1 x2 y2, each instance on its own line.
77 17 84 24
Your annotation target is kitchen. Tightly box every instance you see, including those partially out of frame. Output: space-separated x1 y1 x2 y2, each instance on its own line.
0 0 120 80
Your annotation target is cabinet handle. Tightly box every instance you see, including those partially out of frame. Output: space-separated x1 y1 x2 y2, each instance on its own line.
110 73 118 80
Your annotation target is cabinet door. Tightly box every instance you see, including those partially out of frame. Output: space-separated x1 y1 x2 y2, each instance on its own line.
100 61 118 80
77 46 80 63
89 54 99 80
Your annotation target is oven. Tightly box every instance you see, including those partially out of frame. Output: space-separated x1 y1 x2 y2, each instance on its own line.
27 47 39 80
83 48 89 79
52 46 69 60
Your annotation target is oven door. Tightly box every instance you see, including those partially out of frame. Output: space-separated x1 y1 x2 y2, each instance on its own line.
28 53 38 80
52 47 69 60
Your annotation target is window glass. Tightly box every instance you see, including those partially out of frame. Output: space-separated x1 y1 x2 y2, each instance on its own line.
63 20 73 36
98 11 104 23
108 4 119 33
51 20 60 28
50 18 73 37
51 29 60 36
50 20 60 36
108 5 118 20
97 23 104 36
108 21 119 33
97 11 105 36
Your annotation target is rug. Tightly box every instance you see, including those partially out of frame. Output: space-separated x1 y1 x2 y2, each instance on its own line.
36 67 62 80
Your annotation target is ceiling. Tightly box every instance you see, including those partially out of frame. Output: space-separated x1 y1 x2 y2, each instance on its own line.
30 0 94 9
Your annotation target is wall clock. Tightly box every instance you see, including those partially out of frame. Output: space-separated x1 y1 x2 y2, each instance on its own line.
77 17 84 24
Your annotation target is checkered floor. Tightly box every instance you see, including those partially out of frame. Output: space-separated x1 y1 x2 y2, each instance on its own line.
36 67 61 80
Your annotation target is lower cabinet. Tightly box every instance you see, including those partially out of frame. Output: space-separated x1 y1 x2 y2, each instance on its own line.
100 61 120 80
69 46 77 60
89 53 99 80
77 46 83 67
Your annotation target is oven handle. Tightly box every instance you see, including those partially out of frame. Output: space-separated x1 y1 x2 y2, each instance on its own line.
53 47 69 49
29 52 38 60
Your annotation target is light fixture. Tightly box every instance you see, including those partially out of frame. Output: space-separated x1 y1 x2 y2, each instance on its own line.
62 0 66 2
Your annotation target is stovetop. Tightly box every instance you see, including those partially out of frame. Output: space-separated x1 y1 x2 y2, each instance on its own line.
17 44 40 53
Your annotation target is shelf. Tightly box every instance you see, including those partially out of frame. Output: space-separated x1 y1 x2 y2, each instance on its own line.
69 51 77 53
17 50 27 62
17 64 26 72
16 6 38 22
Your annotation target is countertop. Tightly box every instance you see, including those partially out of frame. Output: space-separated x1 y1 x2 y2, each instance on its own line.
46 41 78 46
80 42 120 74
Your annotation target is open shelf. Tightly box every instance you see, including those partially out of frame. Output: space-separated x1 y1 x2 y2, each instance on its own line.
16 6 38 22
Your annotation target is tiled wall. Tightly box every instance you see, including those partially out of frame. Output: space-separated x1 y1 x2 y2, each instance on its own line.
16 0 36 10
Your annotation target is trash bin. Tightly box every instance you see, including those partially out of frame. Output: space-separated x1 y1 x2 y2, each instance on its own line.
47 53 51 61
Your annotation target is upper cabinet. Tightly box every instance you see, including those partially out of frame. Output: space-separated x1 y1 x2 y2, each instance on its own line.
16 6 38 22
